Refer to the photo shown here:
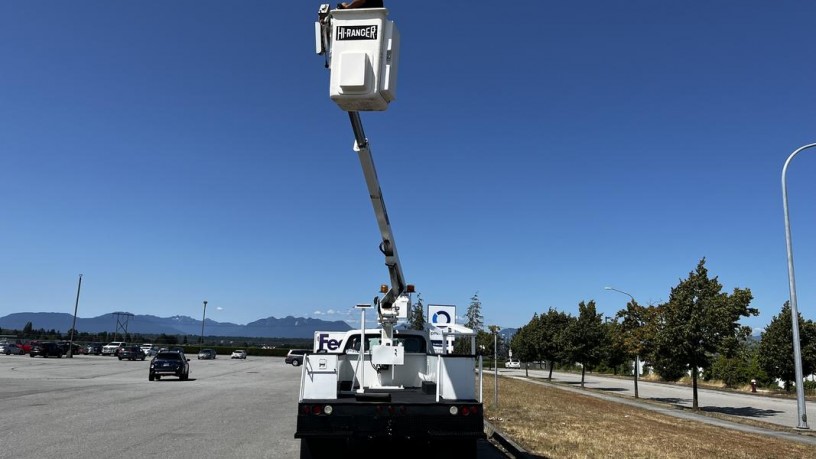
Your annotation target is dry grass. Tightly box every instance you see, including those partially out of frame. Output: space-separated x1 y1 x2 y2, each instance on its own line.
482 375 815 459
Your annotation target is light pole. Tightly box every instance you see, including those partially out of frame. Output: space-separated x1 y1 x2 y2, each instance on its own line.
604 286 640 399
67 274 83 358
781 142 816 430
489 325 500 408
200 300 208 350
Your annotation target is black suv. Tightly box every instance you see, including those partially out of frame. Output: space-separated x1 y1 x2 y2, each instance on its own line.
149 351 190 381
119 345 146 361
30 342 63 358
285 349 310 366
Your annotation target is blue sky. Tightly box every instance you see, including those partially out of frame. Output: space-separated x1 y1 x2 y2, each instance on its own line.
2 1 815 334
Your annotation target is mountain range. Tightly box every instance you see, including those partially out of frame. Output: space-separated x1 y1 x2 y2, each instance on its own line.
0 312 351 339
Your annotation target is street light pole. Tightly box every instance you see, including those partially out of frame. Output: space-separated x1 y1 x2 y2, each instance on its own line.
200 300 208 350
488 325 500 409
604 286 639 399
781 142 816 430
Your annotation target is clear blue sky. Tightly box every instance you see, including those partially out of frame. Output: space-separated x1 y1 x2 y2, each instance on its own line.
2 1 815 334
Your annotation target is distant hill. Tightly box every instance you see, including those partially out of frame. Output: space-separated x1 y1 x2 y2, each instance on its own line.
0 312 350 339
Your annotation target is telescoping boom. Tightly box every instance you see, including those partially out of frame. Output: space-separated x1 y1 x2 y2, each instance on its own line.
347 111 413 343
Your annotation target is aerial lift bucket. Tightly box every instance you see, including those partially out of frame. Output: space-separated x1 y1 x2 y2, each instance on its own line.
316 7 400 111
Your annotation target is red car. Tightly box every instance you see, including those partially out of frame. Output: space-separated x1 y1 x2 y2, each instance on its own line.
16 340 33 354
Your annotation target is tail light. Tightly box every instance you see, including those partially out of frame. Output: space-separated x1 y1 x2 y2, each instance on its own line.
301 405 333 416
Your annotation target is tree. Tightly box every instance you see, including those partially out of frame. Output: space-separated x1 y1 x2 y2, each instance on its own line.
23 321 33 336
409 293 426 330
653 258 757 409
562 301 605 388
601 319 628 375
707 338 761 388
155 334 178 345
615 299 657 398
454 292 485 354
536 308 571 380
510 316 539 377
475 330 496 357
757 302 816 391
464 292 484 330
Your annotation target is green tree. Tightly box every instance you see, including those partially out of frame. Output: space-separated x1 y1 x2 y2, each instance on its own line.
615 299 657 398
562 301 605 388
409 293 426 331
707 338 761 388
454 292 485 354
510 316 539 377
464 292 483 330
155 333 178 345
23 321 33 336
757 302 816 391
475 330 497 357
601 318 628 375
653 258 757 409
536 308 571 380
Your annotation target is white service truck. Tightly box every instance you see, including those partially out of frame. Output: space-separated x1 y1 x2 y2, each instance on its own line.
295 6 485 457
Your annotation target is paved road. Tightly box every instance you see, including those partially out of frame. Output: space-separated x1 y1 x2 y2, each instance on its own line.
0 355 506 459
500 367 803 428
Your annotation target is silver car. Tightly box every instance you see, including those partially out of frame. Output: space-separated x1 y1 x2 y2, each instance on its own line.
0 343 24 355
141 344 158 357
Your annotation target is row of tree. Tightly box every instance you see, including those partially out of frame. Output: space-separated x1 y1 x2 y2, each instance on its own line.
457 259 815 410
0 323 186 346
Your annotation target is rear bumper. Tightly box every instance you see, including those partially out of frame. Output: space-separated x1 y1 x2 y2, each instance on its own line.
151 367 183 375
295 401 485 441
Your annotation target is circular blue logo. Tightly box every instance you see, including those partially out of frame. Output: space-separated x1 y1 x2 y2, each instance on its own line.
432 311 451 324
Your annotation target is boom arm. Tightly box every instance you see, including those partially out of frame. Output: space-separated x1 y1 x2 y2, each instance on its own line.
348 112 410 331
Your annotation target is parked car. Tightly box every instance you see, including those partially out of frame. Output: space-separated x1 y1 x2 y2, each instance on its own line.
86 343 104 355
0 343 23 355
102 342 126 356
149 351 190 381
158 346 185 353
140 344 158 357
57 342 83 356
15 341 33 354
197 349 216 360
505 358 521 369
230 350 247 359
30 342 63 358
119 345 146 361
285 349 310 366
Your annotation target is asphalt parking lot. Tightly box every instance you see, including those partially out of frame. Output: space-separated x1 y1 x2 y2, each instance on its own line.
0 354 301 459
0 354 507 459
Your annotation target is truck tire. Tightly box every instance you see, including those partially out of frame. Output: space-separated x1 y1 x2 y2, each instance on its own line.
149 372 154 381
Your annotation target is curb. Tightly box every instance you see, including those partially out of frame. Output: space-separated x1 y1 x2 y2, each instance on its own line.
484 419 531 458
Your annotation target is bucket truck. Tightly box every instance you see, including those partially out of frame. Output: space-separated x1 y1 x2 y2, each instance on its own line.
294 5 485 457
